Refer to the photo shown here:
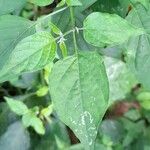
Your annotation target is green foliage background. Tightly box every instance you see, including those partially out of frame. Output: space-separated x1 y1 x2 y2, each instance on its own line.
0 0 150 150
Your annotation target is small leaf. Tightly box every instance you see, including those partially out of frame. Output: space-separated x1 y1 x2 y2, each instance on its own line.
83 12 144 48
57 0 66 7
59 42 68 58
41 104 53 118
44 63 53 84
137 92 150 101
49 22 62 35
5 97 28 116
36 86 49 97
124 109 141 121
137 91 150 110
22 110 45 135
29 0 54 6
49 51 109 150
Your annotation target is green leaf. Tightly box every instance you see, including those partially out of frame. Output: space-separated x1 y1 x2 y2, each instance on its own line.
0 103 18 135
36 86 49 97
59 42 68 58
83 12 144 48
22 110 45 135
57 0 66 7
10 72 39 89
104 57 137 104
0 15 35 72
0 32 56 83
131 0 150 9
0 0 26 15
66 0 82 6
49 51 109 150
0 121 30 150
137 91 150 101
124 109 141 121
5 97 28 116
49 22 62 35
125 4 150 90
29 0 54 6
100 120 125 144
137 92 150 110
30 119 70 150
41 105 53 118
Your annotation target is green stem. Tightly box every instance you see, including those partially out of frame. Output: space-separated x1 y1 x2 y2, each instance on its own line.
40 70 45 85
69 7 78 55
45 116 52 124
38 7 68 24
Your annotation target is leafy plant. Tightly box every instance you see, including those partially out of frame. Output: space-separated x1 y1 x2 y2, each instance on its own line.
1 0 150 150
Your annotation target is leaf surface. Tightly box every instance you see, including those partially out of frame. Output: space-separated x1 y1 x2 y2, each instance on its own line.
125 4 150 90
0 15 35 71
0 121 30 150
0 0 26 15
5 97 28 116
83 12 143 48
0 32 56 83
131 0 150 9
104 57 137 104
22 110 45 135
49 51 109 150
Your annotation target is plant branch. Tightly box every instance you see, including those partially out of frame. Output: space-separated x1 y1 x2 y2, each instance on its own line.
69 7 78 55
55 27 84 44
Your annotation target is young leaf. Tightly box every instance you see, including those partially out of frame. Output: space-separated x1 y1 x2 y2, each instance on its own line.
44 63 53 84
57 0 66 7
125 4 150 90
49 22 62 35
59 42 68 58
22 110 45 135
0 32 56 83
49 51 109 150
29 0 54 6
83 12 144 48
41 104 53 118
5 97 28 116
36 86 49 97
